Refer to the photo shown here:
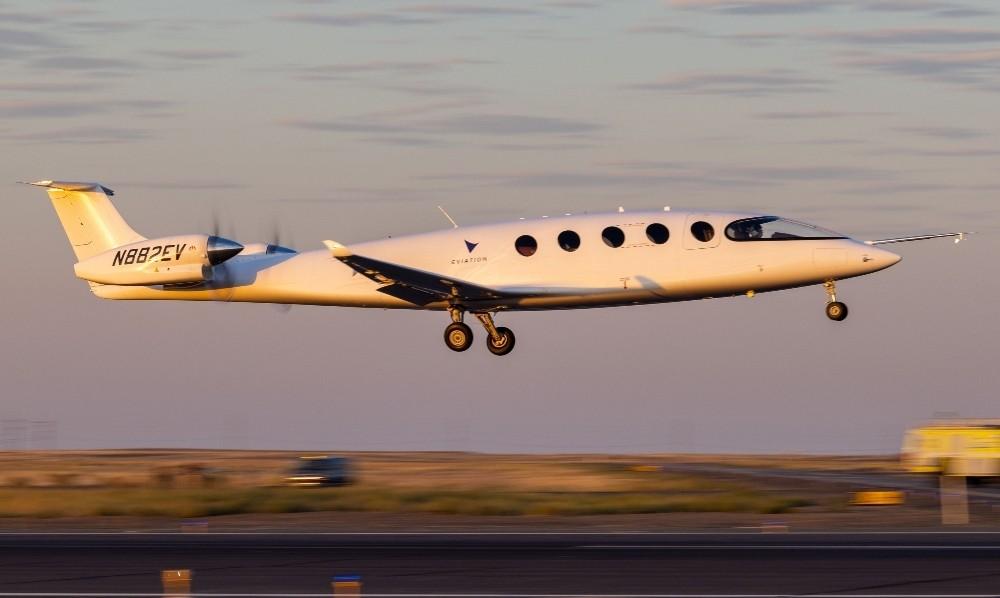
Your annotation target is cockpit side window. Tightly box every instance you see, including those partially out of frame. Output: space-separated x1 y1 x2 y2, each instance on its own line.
725 217 846 241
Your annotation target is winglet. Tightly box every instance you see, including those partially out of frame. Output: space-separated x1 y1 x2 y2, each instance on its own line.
323 240 352 258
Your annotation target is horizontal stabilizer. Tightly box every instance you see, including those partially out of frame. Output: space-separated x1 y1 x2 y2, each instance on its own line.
21 180 115 196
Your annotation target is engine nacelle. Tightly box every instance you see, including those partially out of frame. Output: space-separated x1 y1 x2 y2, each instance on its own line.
74 234 243 285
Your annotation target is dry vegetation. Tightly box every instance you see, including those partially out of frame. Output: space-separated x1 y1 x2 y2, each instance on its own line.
0 450 843 519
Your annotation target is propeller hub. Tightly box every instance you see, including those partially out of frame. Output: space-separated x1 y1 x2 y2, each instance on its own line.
206 236 244 265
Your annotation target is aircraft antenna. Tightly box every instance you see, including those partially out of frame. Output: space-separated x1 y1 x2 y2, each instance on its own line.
437 205 459 228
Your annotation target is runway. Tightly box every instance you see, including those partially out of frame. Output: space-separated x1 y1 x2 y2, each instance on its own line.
0 532 999 596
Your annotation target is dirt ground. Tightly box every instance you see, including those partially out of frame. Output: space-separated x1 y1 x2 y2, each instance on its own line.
0 450 995 531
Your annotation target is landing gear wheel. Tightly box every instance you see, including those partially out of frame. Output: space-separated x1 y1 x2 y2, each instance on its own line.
444 322 473 352
826 301 848 321
486 326 516 356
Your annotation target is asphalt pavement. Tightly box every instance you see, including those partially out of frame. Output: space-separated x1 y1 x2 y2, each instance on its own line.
0 532 999 596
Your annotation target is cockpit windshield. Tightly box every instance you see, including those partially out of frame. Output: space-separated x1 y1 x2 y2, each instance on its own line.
725 216 846 241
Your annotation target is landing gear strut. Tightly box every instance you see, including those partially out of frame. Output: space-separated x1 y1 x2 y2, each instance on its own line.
443 307 473 352
442 308 515 355
824 280 848 322
474 312 515 356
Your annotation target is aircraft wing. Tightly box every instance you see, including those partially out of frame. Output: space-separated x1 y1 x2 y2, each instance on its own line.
323 240 509 306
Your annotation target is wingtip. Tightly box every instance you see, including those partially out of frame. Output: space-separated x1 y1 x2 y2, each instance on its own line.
323 240 352 258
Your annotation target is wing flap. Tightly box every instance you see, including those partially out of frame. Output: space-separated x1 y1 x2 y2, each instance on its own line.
323 240 508 303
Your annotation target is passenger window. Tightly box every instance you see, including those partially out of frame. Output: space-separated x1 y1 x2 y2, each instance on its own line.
558 230 581 252
646 223 669 244
602 226 625 248
515 235 537 257
690 221 714 243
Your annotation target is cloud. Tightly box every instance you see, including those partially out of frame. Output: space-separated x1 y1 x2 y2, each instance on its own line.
8 126 151 144
0 27 63 48
853 0 993 17
0 101 104 118
0 81 102 93
288 58 488 81
378 81 491 98
840 48 1000 87
359 99 489 120
360 136 448 147
277 4 543 27
892 125 986 139
283 113 604 138
424 114 602 135
627 23 696 35
487 141 597 151
619 160 890 181
667 0 838 15
69 20 143 34
874 147 1000 157
818 28 1000 45
276 12 435 27
0 9 52 24
399 4 542 16
422 161 892 191
630 69 827 96
283 120 401 134
149 49 243 61
30 55 140 72
727 165 889 181
667 0 992 16
115 181 247 190
544 0 601 8
0 99 173 119
754 110 881 119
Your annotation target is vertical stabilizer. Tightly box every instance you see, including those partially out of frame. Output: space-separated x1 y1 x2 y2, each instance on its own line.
25 180 145 261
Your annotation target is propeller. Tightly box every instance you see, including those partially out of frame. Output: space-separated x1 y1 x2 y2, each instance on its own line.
265 219 296 255
266 219 294 313
208 207 293 312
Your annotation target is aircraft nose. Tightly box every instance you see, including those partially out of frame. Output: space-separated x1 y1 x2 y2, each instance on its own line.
862 245 901 271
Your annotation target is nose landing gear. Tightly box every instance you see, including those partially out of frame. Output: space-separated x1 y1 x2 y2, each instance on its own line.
442 308 516 355
824 280 848 321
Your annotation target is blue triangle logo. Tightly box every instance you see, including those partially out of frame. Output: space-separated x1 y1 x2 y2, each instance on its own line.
464 240 478 253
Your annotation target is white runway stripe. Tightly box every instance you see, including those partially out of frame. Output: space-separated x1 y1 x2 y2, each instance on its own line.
0 528 1000 540
0 594 998 598
577 545 1000 550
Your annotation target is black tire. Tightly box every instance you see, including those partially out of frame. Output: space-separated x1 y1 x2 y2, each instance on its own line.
486 326 516 356
826 301 848 321
444 322 473 352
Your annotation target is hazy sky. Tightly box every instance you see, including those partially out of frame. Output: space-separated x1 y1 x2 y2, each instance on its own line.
2 0 998 453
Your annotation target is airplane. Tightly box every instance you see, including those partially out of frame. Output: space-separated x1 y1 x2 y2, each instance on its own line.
25 180 967 356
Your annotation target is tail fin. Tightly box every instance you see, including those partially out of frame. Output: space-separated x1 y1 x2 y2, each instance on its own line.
24 180 145 261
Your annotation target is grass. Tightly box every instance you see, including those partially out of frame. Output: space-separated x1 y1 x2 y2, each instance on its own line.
0 450 844 519
0 486 810 519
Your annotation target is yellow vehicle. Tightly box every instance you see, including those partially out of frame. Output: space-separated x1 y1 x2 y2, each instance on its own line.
902 420 1000 478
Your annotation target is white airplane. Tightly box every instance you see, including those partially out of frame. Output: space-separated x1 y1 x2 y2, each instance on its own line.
26 180 967 356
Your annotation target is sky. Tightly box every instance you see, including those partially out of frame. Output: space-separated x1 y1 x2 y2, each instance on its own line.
1 0 998 453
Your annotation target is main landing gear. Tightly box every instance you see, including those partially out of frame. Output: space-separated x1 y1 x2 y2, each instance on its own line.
443 308 516 356
824 280 848 322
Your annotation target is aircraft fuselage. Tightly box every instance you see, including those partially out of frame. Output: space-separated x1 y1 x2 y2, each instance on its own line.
93 209 900 311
